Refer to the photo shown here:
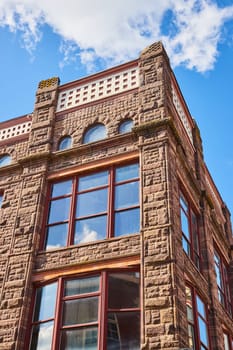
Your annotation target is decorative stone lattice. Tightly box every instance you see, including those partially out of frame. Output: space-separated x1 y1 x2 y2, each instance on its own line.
0 121 32 141
56 67 139 113
172 84 193 144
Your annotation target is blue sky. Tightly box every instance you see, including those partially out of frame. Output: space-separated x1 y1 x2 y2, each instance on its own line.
0 0 233 216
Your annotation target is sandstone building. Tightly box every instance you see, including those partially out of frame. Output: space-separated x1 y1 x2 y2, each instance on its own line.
0 42 232 350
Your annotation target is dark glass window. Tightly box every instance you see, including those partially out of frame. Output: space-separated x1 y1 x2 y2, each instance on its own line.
180 192 200 269
44 163 140 250
185 285 210 350
214 250 232 317
29 271 140 350
58 136 72 151
0 154 11 167
119 119 133 134
83 124 106 143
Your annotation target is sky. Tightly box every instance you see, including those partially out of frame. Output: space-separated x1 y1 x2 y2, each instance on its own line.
0 0 233 216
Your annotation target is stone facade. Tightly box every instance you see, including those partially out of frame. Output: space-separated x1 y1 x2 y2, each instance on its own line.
0 42 232 350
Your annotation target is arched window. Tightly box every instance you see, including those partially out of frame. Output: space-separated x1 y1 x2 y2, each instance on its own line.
119 119 134 134
0 154 11 167
83 123 106 144
58 136 72 151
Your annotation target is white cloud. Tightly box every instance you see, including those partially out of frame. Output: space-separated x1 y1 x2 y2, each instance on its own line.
0 0 233 72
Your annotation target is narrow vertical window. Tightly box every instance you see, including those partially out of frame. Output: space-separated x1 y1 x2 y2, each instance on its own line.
45 180 73 250
114 163 140 237
180 192 200 269
30 282 57 350
214 250 232 316
185 285 210 350
0 193 3 208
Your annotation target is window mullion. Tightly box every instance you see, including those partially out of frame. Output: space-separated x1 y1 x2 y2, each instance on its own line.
52 278 62 350
99 271 107 350
68 177 77 246
108 167 114 238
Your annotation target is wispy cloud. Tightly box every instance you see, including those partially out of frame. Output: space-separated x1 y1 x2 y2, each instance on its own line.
0 0 233 72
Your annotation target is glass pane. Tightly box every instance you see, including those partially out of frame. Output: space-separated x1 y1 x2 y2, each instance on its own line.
63 297 98 325
114 208 139 236
74 215 107 244
60 327 98 350
48 197 71 224
65 276 100 296
0 154 11 167
107 312 140 350
191 210 199 252
196 295 206 318
115 164 139 182
58 136 72 150
182 236 190 256
180 194 188 213
224 333 230 350
181 210 190 239
187 305 194 323
83 124 106 144
119 119 133 134
76 189 108 217
78 171 108 191
188 324 196 349
198 317 208 347
30 321 54 350
115 182 139 209
52 180 72 198
45 223 68 250
108 272 139 309
33 283 57 321
0 194 3 208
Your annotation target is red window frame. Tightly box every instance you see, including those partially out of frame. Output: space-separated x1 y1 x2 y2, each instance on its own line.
214 249 232 317
27 269 140 350
42 162 140 250
185 284 210 350
179 190 201 269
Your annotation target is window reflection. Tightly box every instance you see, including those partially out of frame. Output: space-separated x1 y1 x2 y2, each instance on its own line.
83 124 106 144
58 136 72 151
119 119 134 134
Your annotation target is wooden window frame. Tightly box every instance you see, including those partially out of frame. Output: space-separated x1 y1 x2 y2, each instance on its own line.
27 269 140 350
42 162 140 250
185 284 211 350
179 190 201 270
214 249 232 317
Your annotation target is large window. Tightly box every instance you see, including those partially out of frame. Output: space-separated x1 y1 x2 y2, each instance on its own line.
44 163 140 250
214 250 232 317
29 271 140 350
185 285 210 350
179 191 200 269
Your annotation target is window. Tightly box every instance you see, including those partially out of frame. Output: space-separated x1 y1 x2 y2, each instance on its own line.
29 271 140 350
185 285 210 350
0 154 11 167
83 123 106 144
224 333 233 350
0 193 3 208
214 250 232 317
44 163 140 250
58 136 72 151
119 119 134 134
180 192 200 269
